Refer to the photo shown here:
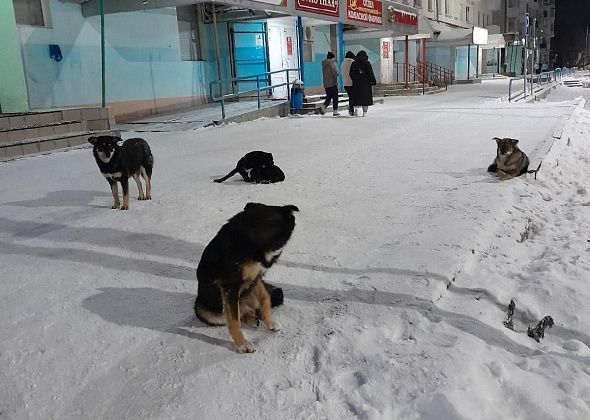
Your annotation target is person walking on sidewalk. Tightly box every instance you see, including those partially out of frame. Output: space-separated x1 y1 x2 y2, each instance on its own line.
341 51 356 116
320 51 340 116
349 50 376 117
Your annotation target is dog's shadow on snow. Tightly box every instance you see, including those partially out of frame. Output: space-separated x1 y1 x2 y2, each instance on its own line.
82 287 234 351
1 190 111 208
0 217 203 281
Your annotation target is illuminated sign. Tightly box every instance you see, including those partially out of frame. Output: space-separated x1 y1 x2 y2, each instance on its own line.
347 0 382 25
295 0 339 17
388 8 417 26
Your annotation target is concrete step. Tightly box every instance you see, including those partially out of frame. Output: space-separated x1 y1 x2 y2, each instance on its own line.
0 129 120 160
303 93 349 103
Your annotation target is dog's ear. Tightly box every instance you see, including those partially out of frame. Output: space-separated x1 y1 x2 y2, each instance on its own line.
511 138 519 145
283 205 299 213
115 137 124 147
244 202 264 211
492 137 501 144
88 136 98 145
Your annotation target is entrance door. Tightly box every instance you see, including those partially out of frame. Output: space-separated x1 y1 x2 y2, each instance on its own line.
231 23 269 95
380 37 394 83
267 23 298 99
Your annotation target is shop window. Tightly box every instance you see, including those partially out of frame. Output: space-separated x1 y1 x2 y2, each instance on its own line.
177 5 205 61
13 0 47 27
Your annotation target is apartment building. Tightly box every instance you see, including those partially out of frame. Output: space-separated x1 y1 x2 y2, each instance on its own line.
406 0 498 29
495 0 556 68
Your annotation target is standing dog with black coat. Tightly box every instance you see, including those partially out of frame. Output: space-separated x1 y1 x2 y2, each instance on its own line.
88 135 153 210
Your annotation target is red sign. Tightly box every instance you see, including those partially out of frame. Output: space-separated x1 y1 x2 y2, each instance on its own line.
382 41 389 59
389 9 417 26
295 0 339 17
347 0 382 25
286 36 293 56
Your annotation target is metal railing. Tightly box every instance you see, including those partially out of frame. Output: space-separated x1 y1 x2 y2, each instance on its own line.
508 67 571 102
417 60 454 90
209 68 300 121
393 62 424 94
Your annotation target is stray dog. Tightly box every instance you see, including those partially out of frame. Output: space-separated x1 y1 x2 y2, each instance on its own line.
487 137 530 180
88 135 153 210
194 202 298 353
214 151 275 183
250 164 285 184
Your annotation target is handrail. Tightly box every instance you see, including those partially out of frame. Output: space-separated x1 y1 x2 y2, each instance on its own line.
417 60 454 90
508 69 562 102
209 68 301 121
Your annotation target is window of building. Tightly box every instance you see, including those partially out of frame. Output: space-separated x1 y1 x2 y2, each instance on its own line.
445 0 451 16
414 0 422 8
465 6 471 23
508 18 517 33
176 5 205 61
428 0 433 11
12 0 47 27
508 0 517 7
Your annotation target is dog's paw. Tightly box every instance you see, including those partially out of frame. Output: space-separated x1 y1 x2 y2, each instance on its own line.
120 205 129 210
266 320 281 332
111 205 119 209
146 194 152 200
236 340 255 353
138 196 146 200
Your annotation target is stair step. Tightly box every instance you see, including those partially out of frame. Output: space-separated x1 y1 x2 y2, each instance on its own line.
0 129 120 160
0 121 85 144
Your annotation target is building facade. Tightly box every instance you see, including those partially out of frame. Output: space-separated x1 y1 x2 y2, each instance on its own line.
494 0 556 69
1 0 418 118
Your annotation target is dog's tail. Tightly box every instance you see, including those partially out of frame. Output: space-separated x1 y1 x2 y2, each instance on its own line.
526 161 542 180
214 168 238 183
263 281 284 307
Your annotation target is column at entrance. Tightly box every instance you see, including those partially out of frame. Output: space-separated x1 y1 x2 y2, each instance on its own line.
0 1 29 112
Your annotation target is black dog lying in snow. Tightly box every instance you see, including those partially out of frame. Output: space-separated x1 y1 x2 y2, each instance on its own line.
214 151 285 184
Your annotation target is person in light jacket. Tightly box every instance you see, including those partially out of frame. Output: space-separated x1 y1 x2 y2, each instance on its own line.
349 50 377 117
320 52 340 116
341 51 356 116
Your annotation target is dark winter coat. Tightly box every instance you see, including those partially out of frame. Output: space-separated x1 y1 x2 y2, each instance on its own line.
349 51 377 106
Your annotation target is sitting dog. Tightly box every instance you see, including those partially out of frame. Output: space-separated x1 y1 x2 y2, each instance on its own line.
250 164 285 184
194 202 299 353
214 151 276 183
488 137 530 180
88 135 153 210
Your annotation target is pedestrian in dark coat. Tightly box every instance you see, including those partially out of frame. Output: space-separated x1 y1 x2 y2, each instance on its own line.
349 50 377 116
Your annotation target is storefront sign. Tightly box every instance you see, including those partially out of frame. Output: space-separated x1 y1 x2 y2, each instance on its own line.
347 0 382 25
295 0 339 17
382 40 389 59
286 36 293 55
388 8 417 26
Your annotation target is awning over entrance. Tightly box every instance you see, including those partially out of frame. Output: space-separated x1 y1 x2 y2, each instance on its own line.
79 0 418 35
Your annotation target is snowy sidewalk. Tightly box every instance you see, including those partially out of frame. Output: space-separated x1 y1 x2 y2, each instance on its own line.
1 79 589 419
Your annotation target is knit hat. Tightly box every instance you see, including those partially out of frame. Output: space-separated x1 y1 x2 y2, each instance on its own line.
327 51 335 59
345 51 355 59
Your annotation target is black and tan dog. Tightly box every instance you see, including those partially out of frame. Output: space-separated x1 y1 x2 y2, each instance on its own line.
88 135 153 210
194 202 298 353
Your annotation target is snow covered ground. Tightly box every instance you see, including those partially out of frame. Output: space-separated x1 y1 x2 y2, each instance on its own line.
1 76 590 419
